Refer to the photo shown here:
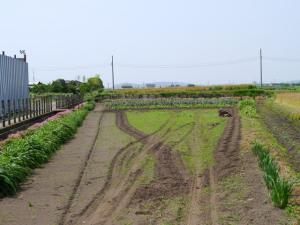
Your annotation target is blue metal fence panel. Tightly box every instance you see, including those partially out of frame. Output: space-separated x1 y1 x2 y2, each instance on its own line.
0 54 29 115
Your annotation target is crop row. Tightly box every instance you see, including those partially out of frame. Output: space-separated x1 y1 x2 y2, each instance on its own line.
105 98 238 110
97 87 272 101
0 101 95 197
252 141 293 208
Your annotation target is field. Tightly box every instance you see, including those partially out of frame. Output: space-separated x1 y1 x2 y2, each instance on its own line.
0 94 299 225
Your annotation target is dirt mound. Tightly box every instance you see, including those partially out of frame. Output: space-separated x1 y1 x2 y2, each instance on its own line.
133 143 190 202
214 108 241 179
218 108 233 117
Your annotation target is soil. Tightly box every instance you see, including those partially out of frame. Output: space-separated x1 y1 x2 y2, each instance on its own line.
0 105 293 225
0 104 105 225
257 103 300 172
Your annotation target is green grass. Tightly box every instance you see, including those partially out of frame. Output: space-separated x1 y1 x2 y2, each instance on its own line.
126 110 171 134
126 109 227 175
0 101 95 197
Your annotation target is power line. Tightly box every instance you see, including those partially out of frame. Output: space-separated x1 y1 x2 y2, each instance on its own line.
264 56 300 63
31 64 109 72
30 57 258 72
116 57 258 69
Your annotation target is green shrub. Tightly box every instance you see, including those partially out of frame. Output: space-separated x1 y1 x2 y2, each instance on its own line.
0 102 95 197
252 141 293 208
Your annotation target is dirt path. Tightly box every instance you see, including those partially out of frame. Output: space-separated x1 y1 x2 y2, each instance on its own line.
0 104 104 225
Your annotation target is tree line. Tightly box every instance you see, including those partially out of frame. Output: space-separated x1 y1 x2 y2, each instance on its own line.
30 75 104 95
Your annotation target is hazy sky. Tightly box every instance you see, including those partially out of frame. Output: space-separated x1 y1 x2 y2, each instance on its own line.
2 0 300 86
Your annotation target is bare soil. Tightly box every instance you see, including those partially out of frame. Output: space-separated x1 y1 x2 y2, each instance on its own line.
0 104 105 225
0 106 292 225
257 103 300 172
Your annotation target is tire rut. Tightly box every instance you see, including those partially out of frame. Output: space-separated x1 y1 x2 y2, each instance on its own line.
186 108 241 225
59 107 105 225
210 108 241 224
70 111 174 225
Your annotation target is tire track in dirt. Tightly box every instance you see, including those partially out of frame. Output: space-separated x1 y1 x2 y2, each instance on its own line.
69 111 175 225
58 106 105 225
210 108 241 224
86 111 190 225
186 108 241 225
186 111 203 225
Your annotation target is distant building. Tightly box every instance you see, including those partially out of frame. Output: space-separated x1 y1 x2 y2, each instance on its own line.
0 52 29 113
121 84 133 89
146 83 156 88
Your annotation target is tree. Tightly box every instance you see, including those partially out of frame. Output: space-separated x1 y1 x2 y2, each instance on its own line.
79 83 91 95
87 75 104 91
51 79 68 93
30 82 51 94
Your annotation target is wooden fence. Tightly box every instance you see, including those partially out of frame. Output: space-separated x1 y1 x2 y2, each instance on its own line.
0 95 83 129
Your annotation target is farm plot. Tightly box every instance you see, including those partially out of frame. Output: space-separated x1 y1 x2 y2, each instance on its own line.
0 103 293 225
81 108 289 225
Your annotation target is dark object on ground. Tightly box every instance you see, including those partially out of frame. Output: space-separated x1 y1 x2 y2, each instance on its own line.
219 109 232 117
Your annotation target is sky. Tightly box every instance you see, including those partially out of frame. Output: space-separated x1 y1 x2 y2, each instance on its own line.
1 0 300 87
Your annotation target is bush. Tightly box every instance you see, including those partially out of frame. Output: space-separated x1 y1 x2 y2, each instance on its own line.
252 141 293 208
0 102 95 197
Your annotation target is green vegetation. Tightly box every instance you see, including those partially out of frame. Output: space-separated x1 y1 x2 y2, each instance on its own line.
126 111 171 134
239 99 257 117
0 101 95 197
126 109 227 174
30 75 104 95
252 141 293 208
105 98 238 110
97 84 272 101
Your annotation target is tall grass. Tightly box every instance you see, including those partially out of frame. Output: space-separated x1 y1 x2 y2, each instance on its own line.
252 141 293 208
0 101 95 197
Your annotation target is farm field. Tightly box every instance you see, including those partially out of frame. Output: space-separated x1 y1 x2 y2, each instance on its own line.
0 100 297 225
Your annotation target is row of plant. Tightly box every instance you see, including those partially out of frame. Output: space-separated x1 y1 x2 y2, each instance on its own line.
96 87 273 101
252 141 293 208
0 101 95 197
104 98 238 110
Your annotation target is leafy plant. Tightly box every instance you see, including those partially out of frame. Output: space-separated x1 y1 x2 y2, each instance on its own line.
252 141 293 208
0 101 95 197
105 98 238 110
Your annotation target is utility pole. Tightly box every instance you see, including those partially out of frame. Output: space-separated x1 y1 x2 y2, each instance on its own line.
111 55 115 90
260 48 263 87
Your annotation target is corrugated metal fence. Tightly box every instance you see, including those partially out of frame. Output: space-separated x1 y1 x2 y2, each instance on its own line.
0 53 29 115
